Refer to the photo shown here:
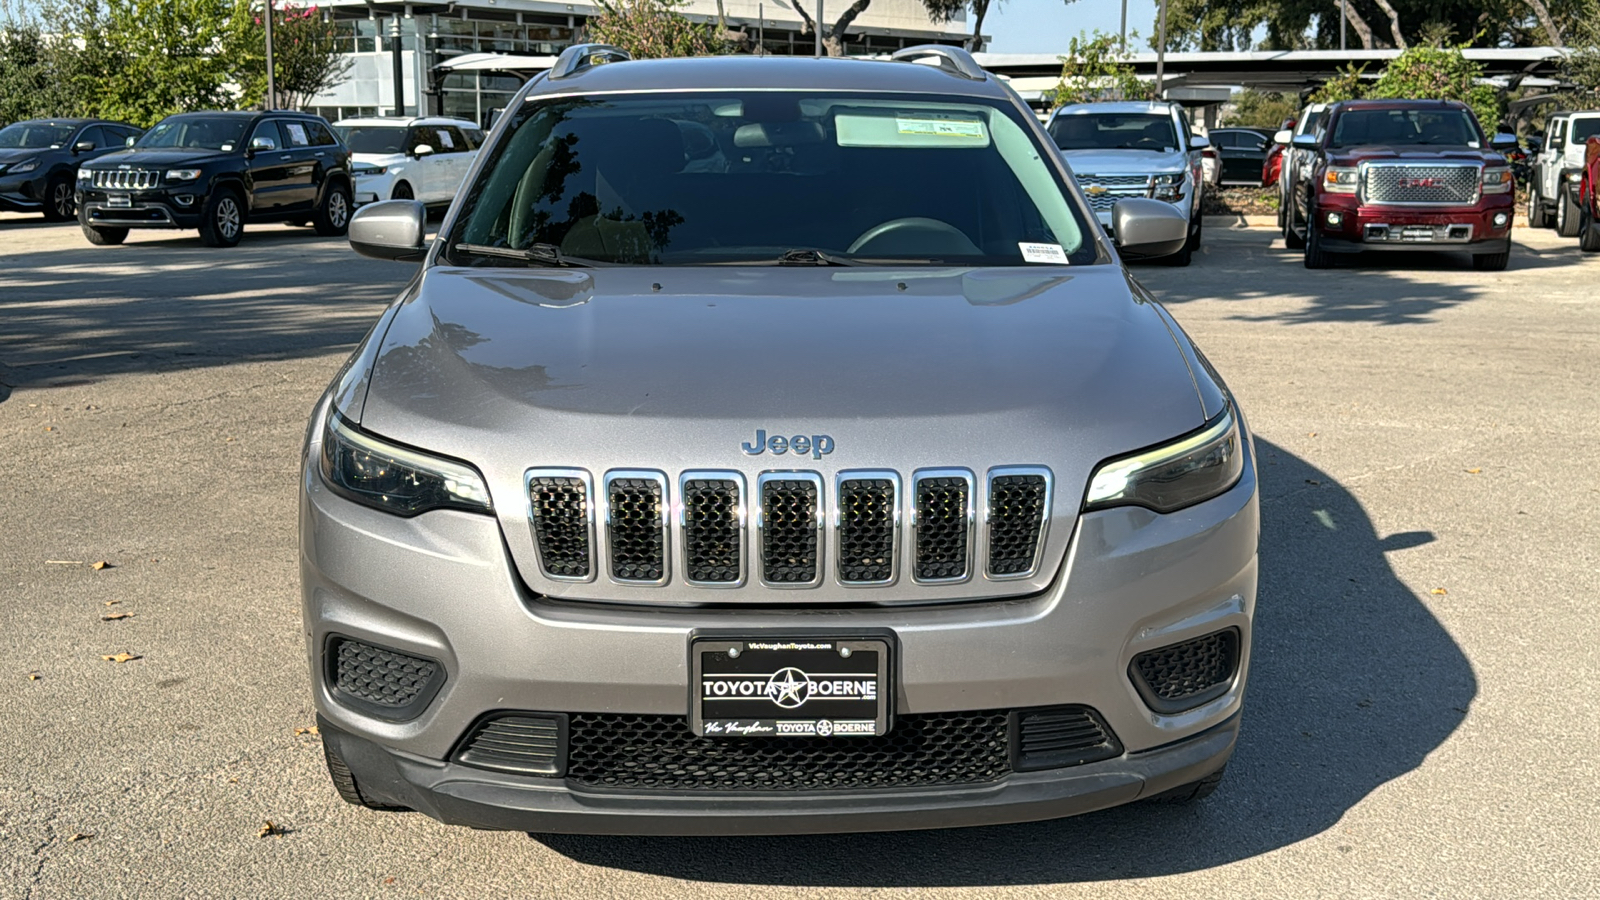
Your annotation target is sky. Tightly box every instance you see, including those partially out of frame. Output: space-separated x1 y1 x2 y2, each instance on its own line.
982 0 1161 54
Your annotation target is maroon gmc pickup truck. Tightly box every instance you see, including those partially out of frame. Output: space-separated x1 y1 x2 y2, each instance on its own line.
1286 99 1518 270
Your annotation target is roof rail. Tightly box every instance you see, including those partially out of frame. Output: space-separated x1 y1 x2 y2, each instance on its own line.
550 44 631 80
890 45 986 81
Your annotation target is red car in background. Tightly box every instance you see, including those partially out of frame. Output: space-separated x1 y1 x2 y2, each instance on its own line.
1262 118 1292 186
1580 136 1600 252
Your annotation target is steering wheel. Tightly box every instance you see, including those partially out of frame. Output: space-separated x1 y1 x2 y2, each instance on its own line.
847 217 982 257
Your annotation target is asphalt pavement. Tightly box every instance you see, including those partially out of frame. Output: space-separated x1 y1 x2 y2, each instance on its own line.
1 215 1596 898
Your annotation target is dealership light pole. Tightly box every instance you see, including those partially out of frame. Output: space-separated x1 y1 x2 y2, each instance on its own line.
814 0 823 57
391 14 406 116
1340 0 1347 51
1154 0 1168 99
264 0 276 109
1119 0 1126 51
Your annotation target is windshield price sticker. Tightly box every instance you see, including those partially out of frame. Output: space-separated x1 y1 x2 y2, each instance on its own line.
896 115 986 139
1019 242 1069 264
692 639 890 738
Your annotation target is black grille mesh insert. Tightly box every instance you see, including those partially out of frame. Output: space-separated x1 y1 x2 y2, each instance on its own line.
529 475 591 579
987 474 1048 576
683 479 741 583
456 715 564 776
1132 629 1240 711
838 478 896 583
607 478 665 582
565 712 1011 791
332 638 438 711
1014 705 1123 771
915 476 970 581
761 479 819 584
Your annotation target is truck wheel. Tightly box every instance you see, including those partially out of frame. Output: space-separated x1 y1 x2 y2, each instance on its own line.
314 182 352 237
44 175 76 222
80 222 128 245
1303 212 1332 269
1556 186 1583 237
1187 212 1203 252
1580 210 1600 252
198 188 244 248
1163 235 1193 267
1284 202 1306 249
1527 188 1550 229
1472 249 1510 271
322 735 408 811
1146 764 1227 804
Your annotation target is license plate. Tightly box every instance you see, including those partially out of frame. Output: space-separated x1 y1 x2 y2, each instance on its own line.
106 194 131 208
691 637 890 738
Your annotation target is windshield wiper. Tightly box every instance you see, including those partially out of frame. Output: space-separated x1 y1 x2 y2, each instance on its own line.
775 248 861 267
454 242 595 267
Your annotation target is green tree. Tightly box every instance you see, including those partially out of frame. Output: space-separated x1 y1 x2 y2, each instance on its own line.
1367 44 1502 132
585 0 727 59
1310 63 1368 104
1562 0 1600 97
0 23 91 125
1053 32 1151 106
235 3 351 109
1224 90 1301 128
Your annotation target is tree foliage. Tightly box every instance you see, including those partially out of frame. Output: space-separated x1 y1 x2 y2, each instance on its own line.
1306 47 1502 133
1054 32 1152 106
0 23 87 125
585 0 727 59
237 4 352 109
1562 1 1600 96
1223 90 1300 128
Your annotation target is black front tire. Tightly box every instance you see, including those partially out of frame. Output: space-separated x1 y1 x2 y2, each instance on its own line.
1146 764 1227 804
1527 187 1550 229
1284 200 1307 249
1472 249 1510 271
1187 210 1203 252
1581 209 1600 252
322 736 408 811
44 175 76 222
1303 211 1332 269
1556 186 1583 237
314 181 353 237
80 222 128 245
391 181 414 201
198 188 244 248
1163 236 1194 267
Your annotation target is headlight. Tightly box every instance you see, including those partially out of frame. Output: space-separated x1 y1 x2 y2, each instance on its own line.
352 164 389 176
319 411 492 517
77 168 93 182
1323 166 1358 193
1083 408 1244 513
1151 172 1186 202
11 157 40 174
165 168 202 182
1567 171 1585 184
1481 167 1513 193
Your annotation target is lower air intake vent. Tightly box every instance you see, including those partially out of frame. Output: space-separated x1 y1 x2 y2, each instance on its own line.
565 711 1010 791
328 637 443 720
456 714 567 776
606 474 666 583
837 476 897 584
914 471 972 582
760 476 820 585
1130 628 1241 713
986 471 1048 577
1013 705 1123 771
528 472 592 580
682 477 742 584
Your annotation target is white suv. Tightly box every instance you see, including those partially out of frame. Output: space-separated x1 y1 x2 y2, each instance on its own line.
1528 110 1600 237
333 116 484 207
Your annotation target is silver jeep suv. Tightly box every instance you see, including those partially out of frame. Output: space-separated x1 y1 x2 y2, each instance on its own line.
301 44 1259 835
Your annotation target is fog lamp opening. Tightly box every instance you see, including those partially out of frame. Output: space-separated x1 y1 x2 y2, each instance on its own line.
1492 212 1509 228
1324 211 1343 227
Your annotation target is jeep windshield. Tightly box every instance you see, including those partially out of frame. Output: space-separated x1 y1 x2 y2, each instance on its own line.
1330 109 1482 148
136 117 250 151
1572 117 1600 144
0 122 75 149
1049 114 1180 152
337 126 406 154
446 91 1096 267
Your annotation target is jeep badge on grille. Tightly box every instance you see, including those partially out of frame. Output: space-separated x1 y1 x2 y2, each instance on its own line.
741 428 834 460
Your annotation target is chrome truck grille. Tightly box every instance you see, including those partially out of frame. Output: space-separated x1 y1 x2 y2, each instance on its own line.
525 466 1053 594
1073 174 1153 212
1362 163 1480 205
91 169 161 190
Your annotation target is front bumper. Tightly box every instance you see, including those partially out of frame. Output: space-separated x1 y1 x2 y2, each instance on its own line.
0 174 45 212
77 187 202 229
1312 192 1514 251
352 173 396 206
301 407 1259 833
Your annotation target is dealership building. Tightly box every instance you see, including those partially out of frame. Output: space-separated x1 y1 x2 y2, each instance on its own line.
306 0 971 126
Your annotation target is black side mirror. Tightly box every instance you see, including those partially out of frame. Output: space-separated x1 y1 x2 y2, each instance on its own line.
74 140 96 154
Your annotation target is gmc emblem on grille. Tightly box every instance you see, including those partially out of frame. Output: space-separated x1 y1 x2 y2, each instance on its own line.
1399 177 1440 188
741 428 834 460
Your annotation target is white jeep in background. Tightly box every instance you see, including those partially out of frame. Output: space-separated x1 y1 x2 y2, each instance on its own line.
1528 109 1600 236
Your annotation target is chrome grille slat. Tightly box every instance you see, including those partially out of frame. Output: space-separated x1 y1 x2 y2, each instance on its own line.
603 470 668 585
836 471 900 586
526 469 595 582
911 469 975 584
985 467 1052 580
92 169 161 190
1362 163 1479 205
680 472 745 587
1074 173 1153 212
757 473 823 588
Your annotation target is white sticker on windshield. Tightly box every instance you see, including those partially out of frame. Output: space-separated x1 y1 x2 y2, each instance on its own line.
896 115 986 139
1019 242 1069 264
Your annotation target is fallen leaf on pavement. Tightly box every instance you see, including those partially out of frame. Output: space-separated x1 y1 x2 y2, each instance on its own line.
66 832 93 843
1466 468 1482 474
102 612 133 621
45 560 83 565
1430 588 1448 595
258 820 289 838
91 561 112 571
101 652 141 663
27 672 42 681
1308 431 1317 437
293 726 319 736
103 600 121 606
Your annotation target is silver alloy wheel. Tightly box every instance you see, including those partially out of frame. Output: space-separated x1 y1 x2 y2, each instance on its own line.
328 191 349 228
1557 191 1568 231
218 196 241 240
53 181 74 219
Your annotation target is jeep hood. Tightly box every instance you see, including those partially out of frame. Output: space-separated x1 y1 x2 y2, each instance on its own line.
1057 148 1189 176
84 148 225 168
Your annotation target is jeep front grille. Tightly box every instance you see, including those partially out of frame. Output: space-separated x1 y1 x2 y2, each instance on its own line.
524 466 1051 594
1363 163 1480 205
91 169 161 190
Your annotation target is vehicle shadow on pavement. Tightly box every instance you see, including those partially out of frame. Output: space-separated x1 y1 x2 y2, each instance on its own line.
538 439 1475 886
1141 229 1586 326
0 234 415 398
